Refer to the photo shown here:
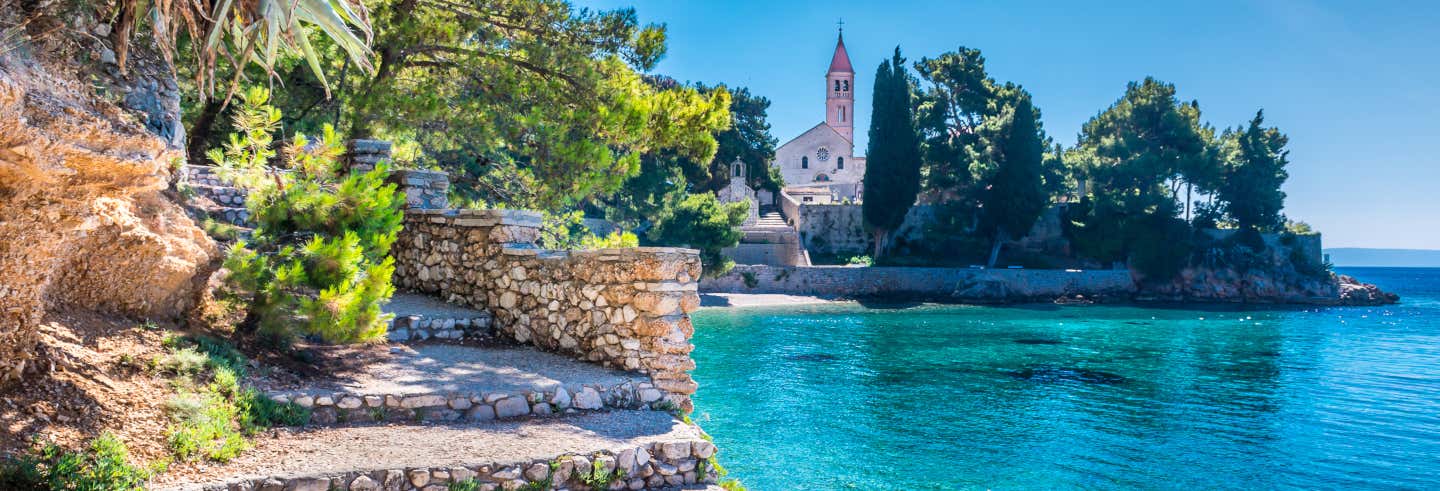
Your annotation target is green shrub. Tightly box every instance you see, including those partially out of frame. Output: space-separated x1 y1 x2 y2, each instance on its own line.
0 433 151 491
648 193 748 277
160 347 209 376
1128 214 1195 281
214 88 402 345
540 210 590 250
581 231 640 249
201 217 245 242
159 336 309 463
449 479 482 491
719 479 749 491
1285 219 1314 235
845 255 874 267
579 458 622 491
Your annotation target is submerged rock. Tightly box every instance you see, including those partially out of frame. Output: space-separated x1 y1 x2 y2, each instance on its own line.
1008 365 1127 385
786 353 839 362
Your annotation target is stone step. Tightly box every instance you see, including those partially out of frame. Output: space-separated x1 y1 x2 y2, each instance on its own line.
183 182 249 207
178 164 227 187
151 411 719 491
384 292 493 342
255 343 675 427
190 204 252 227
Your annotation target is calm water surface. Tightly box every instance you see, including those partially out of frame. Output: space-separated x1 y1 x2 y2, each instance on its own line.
690 267 1440 490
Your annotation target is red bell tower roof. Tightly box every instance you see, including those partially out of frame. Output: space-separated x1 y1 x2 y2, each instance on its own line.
828 32 853 74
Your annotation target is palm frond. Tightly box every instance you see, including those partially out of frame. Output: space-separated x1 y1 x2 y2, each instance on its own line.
133 0 374 102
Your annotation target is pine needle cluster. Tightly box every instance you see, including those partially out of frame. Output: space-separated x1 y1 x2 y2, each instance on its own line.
215 88 402 345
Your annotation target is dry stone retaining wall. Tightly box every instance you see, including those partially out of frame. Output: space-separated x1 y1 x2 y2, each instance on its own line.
387 169 449 210
267 380 670 426
387 312 493 343
163 438 719 491
392 209 704 411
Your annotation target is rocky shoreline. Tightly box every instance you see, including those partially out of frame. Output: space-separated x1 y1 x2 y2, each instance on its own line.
702 271 1399 308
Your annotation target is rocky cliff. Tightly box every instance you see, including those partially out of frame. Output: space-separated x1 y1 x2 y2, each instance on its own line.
0 5 215 386
1138 235 1397 306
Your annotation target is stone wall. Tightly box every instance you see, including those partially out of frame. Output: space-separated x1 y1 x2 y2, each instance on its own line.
346 139 393 173
701 265 1136 301
178 165 248 206
164 438 719 491
1201 229 1323 266
722 242 797 267
388 169 449 210
267 378 670 426
793 203 1072 258
392 209 704 411
795 204 935 256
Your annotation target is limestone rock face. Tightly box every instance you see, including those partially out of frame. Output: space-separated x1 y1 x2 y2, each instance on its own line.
0 23 216 386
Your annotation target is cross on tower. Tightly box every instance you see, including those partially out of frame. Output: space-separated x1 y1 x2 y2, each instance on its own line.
837 19 844 33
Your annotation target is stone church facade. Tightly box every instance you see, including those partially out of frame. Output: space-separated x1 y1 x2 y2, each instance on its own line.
770 31 866 203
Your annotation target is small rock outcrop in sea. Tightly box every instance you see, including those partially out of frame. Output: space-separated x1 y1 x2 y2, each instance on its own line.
1335 274 1401 305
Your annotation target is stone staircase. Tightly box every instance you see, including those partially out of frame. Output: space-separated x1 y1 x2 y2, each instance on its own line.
177 164 253 229
754 206 787 228
730 206 810 266
159 145 721 491
153 412 719 491
156 293 719 491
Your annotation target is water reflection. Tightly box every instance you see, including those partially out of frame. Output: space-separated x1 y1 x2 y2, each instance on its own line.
691 270 1440 490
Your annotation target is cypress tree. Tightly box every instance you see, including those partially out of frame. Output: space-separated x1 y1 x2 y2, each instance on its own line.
861 47 923 258
981 97 1047 267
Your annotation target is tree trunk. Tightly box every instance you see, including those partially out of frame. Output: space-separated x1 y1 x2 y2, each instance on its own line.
986 229 1006 269
1185 182 1193 224
186 97 225 164
871 228 888 260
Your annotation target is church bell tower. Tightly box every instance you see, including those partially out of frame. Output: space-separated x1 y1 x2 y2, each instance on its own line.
826 26 855 142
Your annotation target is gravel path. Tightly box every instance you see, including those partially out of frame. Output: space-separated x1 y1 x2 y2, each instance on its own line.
154 411 698 487
258 343 642 395
385 292 491 318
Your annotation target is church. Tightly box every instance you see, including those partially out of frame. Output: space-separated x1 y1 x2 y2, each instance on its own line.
770 29 866 204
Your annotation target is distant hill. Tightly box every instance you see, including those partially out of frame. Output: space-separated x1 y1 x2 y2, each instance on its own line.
1325 248 1440 268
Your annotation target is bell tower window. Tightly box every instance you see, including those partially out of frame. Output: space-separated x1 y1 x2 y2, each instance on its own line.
843 80 849 91
833 80 840 92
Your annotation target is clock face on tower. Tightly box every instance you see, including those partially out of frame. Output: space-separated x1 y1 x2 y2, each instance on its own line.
816 148 831 162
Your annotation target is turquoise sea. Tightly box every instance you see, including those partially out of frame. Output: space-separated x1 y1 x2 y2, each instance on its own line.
690 267 1440 490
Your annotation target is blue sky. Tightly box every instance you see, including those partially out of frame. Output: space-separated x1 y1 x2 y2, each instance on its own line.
577 0 1440 249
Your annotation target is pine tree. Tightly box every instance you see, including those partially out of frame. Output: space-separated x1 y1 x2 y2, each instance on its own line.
861 47 923 258
981 97 1047 267
1220 110 1290 232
